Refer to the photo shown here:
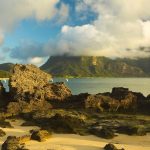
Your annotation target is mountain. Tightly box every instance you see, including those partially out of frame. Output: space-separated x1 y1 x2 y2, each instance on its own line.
0 63 14 72
41 56 149 77
0 63 14 78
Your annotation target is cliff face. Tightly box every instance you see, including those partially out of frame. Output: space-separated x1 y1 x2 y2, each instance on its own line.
41 56 148 77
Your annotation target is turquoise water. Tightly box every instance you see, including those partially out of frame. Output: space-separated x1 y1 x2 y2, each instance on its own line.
54 78 150 96
1 78 150 96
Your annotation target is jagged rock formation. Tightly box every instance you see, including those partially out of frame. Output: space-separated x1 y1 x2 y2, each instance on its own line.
6 64 71 115
1 136 27 150
31 130 51 142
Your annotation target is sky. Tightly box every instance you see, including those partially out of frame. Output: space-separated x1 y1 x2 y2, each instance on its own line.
0 0 150 66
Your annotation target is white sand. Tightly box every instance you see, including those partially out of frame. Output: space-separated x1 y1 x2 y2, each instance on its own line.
0 119 150 150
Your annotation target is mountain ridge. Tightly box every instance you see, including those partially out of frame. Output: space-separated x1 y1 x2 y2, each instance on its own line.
41 56 150 77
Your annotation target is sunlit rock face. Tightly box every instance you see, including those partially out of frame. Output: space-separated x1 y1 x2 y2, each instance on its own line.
7 64 72 115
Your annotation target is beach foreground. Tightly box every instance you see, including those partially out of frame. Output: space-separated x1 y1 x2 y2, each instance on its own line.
0 120 150 150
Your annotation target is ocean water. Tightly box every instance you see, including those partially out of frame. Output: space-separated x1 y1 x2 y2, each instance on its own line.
1 78 150 96
54 78 150 96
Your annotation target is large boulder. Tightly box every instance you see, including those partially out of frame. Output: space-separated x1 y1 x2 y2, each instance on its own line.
1 136 26 150
10 64 51 102
85 94 120 112
90 126 115 139
31 129 51 142
0 129 6 137
31 109 87 134
7 64 72 115
104 143 125 150
111 87 129 100
117 125 146 136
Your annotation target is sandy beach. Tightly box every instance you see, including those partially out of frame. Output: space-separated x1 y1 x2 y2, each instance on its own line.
0 120 150 150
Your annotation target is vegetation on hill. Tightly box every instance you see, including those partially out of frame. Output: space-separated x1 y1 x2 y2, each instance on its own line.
0 70 10 78
0 63 14 72
41 56 149 77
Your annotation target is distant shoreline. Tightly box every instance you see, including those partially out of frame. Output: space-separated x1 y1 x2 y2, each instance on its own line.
0 78 9 80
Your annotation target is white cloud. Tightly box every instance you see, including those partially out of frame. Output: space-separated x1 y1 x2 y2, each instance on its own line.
48 0 150 58
27 57 47 66
0 0 69 44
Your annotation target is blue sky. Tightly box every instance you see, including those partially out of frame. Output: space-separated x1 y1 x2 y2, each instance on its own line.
0 0 150 65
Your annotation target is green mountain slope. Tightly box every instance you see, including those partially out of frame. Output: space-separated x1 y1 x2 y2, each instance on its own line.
41 56 148 77
0 63 14 78
0 63 14 72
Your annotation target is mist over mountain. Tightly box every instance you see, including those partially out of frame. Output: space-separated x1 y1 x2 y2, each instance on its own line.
41 56 150 77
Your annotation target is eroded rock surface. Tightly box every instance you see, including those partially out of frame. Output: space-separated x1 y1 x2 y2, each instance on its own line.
7 64 72 115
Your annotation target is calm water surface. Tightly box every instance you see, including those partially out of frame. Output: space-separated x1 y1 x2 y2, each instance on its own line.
54 78 150 96
1 78 150 96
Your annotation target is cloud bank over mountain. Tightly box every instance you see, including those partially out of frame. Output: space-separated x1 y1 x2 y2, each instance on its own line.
50 0 150 58
1 0 150 65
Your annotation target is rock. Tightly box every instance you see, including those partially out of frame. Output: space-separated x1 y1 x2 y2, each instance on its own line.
32 109 87 134
10 64 52 102
0 129 6 137
104 143 125 150
42 82 72 101
31 130 51 142
0 120 13 128
21 121 36 126
9 64 71 102
0 82 9 108
90 127 115 139
7 100 52 115
120 92 137 112
85 94 119 112
17 135 31 143
117 125 146 136
111 87 129 100
0 82 5 97
7 64 71 115
104 144 118 150
1 136 26 150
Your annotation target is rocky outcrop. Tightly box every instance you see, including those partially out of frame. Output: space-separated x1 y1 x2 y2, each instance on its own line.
0 129 6 137
31 130 51 142
117 125 146 136
6 64 72 115
90 126 115 139
104 143 125 150
82 87 149 113
10 64 51 102
31 109 87 134
9 64 71 102
1 136 27 150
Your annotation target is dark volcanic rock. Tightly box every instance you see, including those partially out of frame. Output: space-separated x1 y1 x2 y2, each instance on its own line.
1 136 26 150
0 129 6 137
0 120 12 128
31 129 51 142
111 87 129 100
104 143 125 150
117 125 146 136
32 110 87 134
90 126 115 139
85 94 120 112
0 82 10 108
